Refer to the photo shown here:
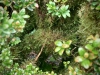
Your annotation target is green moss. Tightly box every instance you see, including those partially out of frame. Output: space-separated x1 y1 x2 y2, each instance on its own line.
77 3 100 45
12 29 66 62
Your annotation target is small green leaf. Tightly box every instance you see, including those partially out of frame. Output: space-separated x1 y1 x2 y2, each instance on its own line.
62 44 69 48
11 37 21 45
19 9 25 15
54 0 61 2
85 44 93 51
65 5 69 9
91 2 98 6
96 4 100 10
27 6 34 11
55 12 60 16
65 50 70 55
89 53 97 60
63 61 70 68
55 40 62 46
66 10 70 17
65 40 72 46
81 59 91 69
8 19 14 24
49 1 55 6
68 66 73 71
93 39 100 47
62 13 67 18
58 14 61 17
10 28 16 33
78 47 86 56
75 56 84 62
55 47 61 52
84 52 89 58
23 15 30 18
60 5 66 10
92 50 99 55
58 48 64 56
48 10 52 13
3 24 9 29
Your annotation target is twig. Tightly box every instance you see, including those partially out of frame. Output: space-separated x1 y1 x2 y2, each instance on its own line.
71 47 77 57
34 39 47 63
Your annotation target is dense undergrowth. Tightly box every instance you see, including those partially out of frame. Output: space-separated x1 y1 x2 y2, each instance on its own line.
0 0 100 75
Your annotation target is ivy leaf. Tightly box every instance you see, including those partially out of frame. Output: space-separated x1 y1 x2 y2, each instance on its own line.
58 48 64 56
81 59 91 69
55 47 61 52
78 47 86 56
55 40 62 46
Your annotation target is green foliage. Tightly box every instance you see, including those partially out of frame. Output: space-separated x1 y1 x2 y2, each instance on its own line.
10 63 57 75
12 8 29 32
87 0 100 10
13 28 66 61
0 0 100 75
68 66 83 75
0 48 13 68
75 35 100 69
0 7 15 38
0 0 11 6
78 3 100 44
10 37 21 46
0 0 37 11
0 1 34 74
11 63 38 75
55 40 72 56
46 1 70 18
63 61 70 68
54 0 68 3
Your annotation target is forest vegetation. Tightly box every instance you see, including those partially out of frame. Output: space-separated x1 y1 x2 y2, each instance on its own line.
0 0 100 75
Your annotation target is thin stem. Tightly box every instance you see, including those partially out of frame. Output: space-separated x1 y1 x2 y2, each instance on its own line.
34 39 47 63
